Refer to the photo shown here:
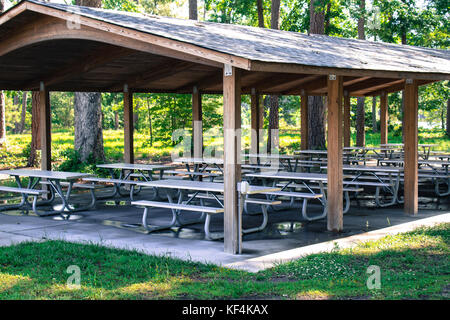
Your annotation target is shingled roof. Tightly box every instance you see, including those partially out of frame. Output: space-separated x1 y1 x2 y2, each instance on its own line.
6 0 450 77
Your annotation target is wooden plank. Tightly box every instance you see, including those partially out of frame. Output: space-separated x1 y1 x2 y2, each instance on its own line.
223 65 242 254
327 75 344 232
39 83 51 171
380 91 388 145
192 86 203 158
26 3 248 69
403 79 419 215
300 91 308 150
249 61 450 81
343 91 351 147
250 88 260 158
123 88 134 164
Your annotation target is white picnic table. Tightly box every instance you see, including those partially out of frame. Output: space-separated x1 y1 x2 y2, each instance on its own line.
243 153 302 171
95 163 174 199
173 157 225 175
0 169 95 218
320 164 403 207
131 179 280 246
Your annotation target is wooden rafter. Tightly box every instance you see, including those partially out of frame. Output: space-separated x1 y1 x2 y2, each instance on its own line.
109 60 195 91
21 46 134 90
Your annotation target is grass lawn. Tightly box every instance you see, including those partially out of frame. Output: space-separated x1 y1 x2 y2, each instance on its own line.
0 128 449 172
0 223 448 300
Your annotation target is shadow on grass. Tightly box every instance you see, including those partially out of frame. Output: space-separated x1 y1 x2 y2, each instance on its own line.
0 223 448 299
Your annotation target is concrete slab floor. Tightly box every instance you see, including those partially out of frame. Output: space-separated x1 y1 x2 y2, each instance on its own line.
0 188 449 272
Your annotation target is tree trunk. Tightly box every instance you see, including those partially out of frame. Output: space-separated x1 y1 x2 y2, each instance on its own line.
74 92 105 162
266 0 281 153
73 0 104 163
267 95 279 153
19 91 27 133
270 0 280 30
307 0 326 149
189 0 198 20
0 91 5 146
446 99 450 137
28 91 41 167
355 0 366 146
0 0 5 146
372 96 377 133
257 0 264 28
308 96 326 149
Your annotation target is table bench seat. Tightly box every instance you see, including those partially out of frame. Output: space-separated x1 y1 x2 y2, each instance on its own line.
131 200 225 239
0 186 48 196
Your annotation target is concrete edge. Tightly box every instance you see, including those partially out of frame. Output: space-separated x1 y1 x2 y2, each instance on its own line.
224 213 450 273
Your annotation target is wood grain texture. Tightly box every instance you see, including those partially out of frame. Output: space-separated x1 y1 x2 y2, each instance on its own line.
380 92 388 145
403 80 419 215
327 75 343 232
123 90 134 163
223 66 242 254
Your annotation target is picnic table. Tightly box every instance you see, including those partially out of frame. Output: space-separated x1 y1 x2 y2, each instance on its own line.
0 169 95 218
244 171 330 220
321 164 403 207
174 157 224 174
243 153 301 172
91 163 174 199
130 179 280 249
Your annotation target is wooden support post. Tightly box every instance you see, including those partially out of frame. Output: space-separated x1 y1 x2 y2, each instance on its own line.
250 88 260 161
39 82 51 171
300 90 309 150
343 91 351 148
380 91 388 145
327 75 343 232
192 86 203 158
223 65 242 254
403 80 419 215
123 85 134 164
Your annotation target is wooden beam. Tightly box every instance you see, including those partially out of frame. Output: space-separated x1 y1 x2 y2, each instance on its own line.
327 75 344 232
250 88 260 160
285 76 327 95
175 71 223 93
249 61 450 81
110 61 195 92
223 65 242 254
25 3 247 69
22 46 133 90
0 15 223 76
123 87 134 164
403 79 419 215
380 91 388 145
367 79 436 96
192 86 203 158
343 91 351 148
39 82 51 171
300 91 308 150
243 73 307 92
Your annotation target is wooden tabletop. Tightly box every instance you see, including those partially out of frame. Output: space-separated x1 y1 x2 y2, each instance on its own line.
0 169 94 180
135 179 280 195
245 171 329 182
96 163 173 171
173 157 225 165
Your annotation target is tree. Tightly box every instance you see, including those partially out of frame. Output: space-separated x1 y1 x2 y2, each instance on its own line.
355 0 366 146
307 0 329 150
73 0 105 163
28 92 41 167
0 0 5 146
267 0 281 154
257 0 265 27
189 0 198 20
447 98 450 137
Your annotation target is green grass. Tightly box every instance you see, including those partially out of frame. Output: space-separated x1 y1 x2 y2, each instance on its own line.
0 128 449 172
0 223 448 299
